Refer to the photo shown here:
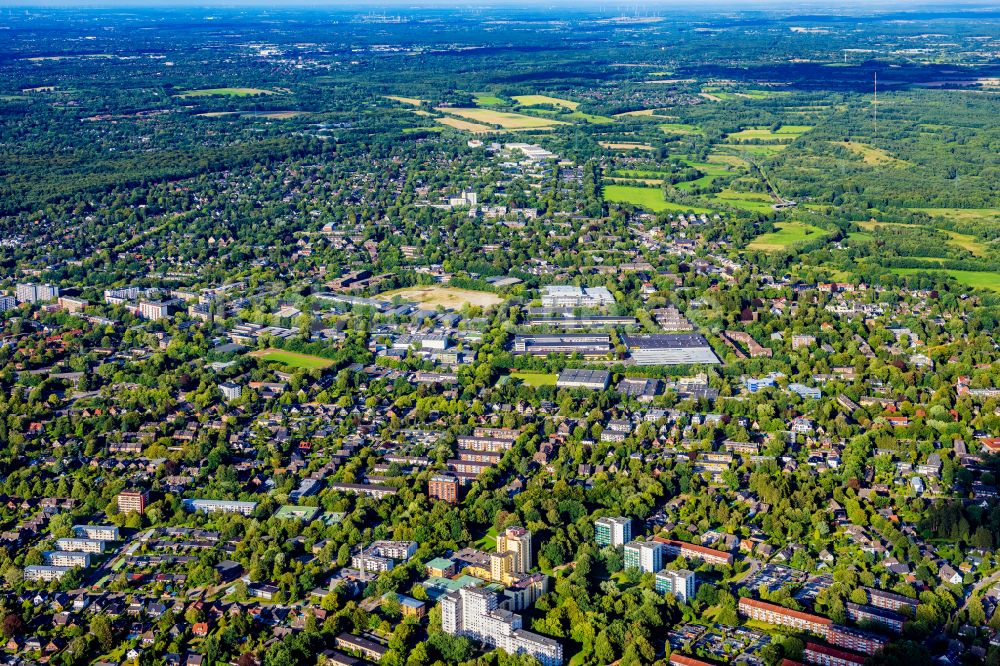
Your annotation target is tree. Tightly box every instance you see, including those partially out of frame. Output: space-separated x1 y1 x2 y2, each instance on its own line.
1 613 24 639
90 614 115 652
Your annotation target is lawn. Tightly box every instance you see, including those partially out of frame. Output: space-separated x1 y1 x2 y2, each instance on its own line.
603 185 712 214
511 372 558 387
376 285 504 309
476 527 498 551
747 222 829 251
513 94 579 110
438 107 563 129
890 268 1000 293
249 348 335 369
177 87 275 97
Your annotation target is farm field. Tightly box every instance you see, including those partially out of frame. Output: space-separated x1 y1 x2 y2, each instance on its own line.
511 372 559 387
890 268 1000 293
438 107 563 129
747 221 829 251
727 125 812 141
436 117 492 133
249 348 335 370
513 94 579 109
603 185 712 213
177 87 275 97
385 95 425 106
658 122 701 135
377 285 504 309
600 142 653 151
913 208 1000 225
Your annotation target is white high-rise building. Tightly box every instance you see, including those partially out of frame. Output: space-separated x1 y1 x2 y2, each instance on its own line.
440 586 562 666
594 516 631 548
623 540 664 573
656 569 697 602
16 283 59 304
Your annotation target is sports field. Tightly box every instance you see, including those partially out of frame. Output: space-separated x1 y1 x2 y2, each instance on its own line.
513 94 579 110
511 372 558 387
177 87 275 97
603 185 712 213
438 107 564 129
249 348 335 369
377 285 504 309
747 222 828 251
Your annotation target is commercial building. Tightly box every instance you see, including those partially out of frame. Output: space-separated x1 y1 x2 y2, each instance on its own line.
16 283 59 304
738 598 832 637
513 334 611 359
623 334 720 366
594 516 631 548
117 490 148 515
440 586 562 666
429 474 460 504
655 569 697 602
654 537 735 567
556 369 610 390
540 285 615 309
24 565 73 582
624 540 664 573
183 498 257 516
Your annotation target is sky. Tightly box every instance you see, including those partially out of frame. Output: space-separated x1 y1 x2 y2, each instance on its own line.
0 0 990 7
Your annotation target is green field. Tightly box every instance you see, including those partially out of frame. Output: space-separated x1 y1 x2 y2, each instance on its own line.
857 220 989 257
913 208 1000 225
658 122 701 135
178 87 276 97
603 185 712 213
747 221 829 251
890 268 1000 293
249 348 335 369
473 92 505 106
704 189 775 213
513 94 579 110
511 372 558 387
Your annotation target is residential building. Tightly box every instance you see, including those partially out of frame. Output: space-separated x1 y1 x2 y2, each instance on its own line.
802 642 866 666
0 295 15 312
594 516 631 548
845 602 904 634
45 551 90 568
73 525 119 541
827 625 888 656
429 474 459 504
24 565 73 582
57 296 87 313
219 382 242 401
654 537 735 566
624 540 664 573
655 569 697 602
54 538 105 554
16 283 59 304
440 586 562 666
496 526 533 573
117 490 148 515
738 598 832 637
183 498 257 516
540 285 615 309
335 633 387 663
138 301 169 321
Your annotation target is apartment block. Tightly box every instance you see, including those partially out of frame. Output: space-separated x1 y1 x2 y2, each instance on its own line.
655 569 697 602
594 516 631 548
624 540 664 573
